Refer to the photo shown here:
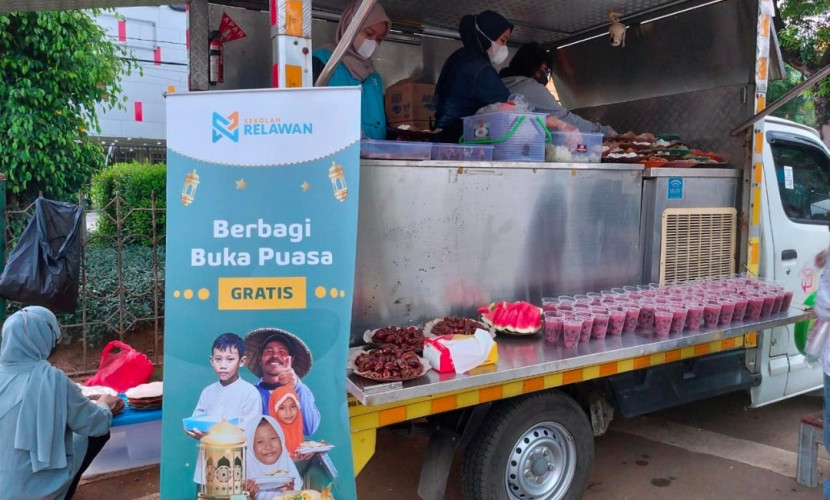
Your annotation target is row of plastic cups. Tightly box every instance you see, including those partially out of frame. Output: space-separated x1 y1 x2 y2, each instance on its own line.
543 291 787 346
544 307 630 348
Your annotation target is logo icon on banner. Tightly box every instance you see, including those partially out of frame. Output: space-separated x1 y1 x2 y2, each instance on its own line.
212 111 240 143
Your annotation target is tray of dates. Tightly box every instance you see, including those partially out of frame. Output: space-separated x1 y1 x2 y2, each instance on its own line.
363 325 425 352
423 316 495 338
349 346 431 382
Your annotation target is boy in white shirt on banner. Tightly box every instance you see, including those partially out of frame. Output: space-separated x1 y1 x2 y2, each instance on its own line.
187 332 262 485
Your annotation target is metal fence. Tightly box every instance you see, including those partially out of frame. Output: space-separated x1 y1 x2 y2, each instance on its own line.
4 192 165 377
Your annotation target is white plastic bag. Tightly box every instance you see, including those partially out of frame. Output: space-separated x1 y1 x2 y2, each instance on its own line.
805 319 828 366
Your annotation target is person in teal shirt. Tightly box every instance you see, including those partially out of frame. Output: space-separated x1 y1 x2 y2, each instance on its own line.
312 1 390 140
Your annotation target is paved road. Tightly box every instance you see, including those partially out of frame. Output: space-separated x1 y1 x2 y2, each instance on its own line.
356 391 827 499
76 390 828 499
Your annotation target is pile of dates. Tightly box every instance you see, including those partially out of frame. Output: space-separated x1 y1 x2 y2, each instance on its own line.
354 347 423 379
431 316 488 336
371 326 424 351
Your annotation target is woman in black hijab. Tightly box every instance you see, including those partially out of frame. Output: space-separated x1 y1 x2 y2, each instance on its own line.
433 10 514 143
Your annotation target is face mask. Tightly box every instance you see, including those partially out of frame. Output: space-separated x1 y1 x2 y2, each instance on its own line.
356 39 378 59
488 43 509 66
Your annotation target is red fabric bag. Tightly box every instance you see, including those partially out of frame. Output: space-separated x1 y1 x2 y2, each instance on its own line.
85 340 154 393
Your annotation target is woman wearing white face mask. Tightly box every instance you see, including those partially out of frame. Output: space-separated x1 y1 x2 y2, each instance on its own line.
433 10 514 143
312 1 391 140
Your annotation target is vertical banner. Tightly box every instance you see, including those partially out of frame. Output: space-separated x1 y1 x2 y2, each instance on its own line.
163 87 361 500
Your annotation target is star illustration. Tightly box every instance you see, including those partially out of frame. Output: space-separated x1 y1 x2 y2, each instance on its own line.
235 179 247 190
301 181 310 191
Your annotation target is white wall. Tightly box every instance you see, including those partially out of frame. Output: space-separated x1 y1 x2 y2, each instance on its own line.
92 6 188 142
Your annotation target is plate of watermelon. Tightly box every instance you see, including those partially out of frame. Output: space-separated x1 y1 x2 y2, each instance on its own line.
478 301 542 336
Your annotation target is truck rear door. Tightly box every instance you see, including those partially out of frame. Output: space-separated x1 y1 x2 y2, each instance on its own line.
760 119 830 400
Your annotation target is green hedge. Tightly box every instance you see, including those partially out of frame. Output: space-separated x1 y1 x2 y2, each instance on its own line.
90 162 166 245
5 245 164 347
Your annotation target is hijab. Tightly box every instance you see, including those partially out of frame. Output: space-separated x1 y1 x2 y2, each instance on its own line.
268 386 304 457
322 1 391 82
247 416 303 491
458 10 514 58
0 306 69 472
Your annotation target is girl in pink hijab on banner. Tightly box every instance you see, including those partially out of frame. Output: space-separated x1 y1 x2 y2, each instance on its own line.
312 1 392 140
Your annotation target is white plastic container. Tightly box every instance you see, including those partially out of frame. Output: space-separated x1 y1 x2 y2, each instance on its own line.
547 131 603 163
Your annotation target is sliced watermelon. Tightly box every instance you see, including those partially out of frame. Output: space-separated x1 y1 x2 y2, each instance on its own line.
477 300 541 334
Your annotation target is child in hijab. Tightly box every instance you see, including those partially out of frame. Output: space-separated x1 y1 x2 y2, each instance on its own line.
268 385 304 459
245 416 303 500
433 10 514 143
312 1 391 140
0 306 120 500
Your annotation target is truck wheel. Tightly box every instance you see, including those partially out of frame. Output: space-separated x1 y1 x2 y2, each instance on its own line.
462 391 593 500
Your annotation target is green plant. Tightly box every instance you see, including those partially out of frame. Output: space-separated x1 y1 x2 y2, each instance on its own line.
90 162 167 245
0 11 139 207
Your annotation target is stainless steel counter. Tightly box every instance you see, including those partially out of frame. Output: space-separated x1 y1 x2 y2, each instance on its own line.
347 308 812 406
643 167 742 178
361 160 643 171
352 160 646 344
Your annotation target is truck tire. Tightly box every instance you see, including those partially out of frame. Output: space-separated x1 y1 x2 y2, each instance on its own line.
462 391 594 500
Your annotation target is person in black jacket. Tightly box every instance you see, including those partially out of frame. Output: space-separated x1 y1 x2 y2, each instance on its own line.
433 10 514 143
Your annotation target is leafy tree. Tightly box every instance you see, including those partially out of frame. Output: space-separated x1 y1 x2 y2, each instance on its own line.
768 64 816 125
774 0 830 134
0 10 138 208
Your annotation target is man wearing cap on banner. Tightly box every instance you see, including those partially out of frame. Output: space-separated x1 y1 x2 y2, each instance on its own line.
244 328 321 435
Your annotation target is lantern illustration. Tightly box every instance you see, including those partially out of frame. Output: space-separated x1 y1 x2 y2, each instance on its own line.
181 170 200 206
328 161 348 202
198 419 248 499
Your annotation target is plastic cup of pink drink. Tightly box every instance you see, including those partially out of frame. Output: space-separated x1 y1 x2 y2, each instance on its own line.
592 312 610 340
638 303 656 329
771 291 784 314
730 295 748 322
562 317 582 348
746 295 764 319
670 306 688 333
760 294 775 316
781 290 794 311
544 312 563 344
542 297 558 312
685 303 704 330
654 308 673 337
703 302 721 328
576 314 594 342
608 308 626 336
623 306 640 333
718 297 736 326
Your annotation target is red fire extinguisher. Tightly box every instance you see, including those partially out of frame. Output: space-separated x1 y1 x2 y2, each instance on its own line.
209 30 223 84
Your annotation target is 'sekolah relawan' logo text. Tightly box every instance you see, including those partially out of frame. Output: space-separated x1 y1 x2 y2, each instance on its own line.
212 111 313 143
212 111 240 143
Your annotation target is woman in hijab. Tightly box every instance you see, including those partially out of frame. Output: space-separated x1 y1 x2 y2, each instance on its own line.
433 10 514 143
245 416 303 500
0 306 120 500
312 1 391 140
500 42 616 137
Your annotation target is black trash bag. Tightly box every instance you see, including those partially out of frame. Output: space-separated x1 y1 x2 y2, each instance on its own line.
0 198 83 313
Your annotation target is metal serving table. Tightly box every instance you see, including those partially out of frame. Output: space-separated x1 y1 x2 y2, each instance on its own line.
347 307 812 406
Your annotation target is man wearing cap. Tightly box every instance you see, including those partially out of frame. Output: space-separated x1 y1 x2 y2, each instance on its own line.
244 328 320 435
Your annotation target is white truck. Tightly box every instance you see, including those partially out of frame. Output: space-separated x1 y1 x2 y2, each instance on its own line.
8 0 830 498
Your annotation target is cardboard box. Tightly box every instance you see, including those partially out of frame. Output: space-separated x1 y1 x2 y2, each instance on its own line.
385 78 436 128
424 330 498 374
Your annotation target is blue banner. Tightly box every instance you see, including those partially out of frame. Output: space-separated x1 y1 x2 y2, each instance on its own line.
162 87 361 500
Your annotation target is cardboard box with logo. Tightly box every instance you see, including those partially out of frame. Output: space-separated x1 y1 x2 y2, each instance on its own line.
385 78 436 131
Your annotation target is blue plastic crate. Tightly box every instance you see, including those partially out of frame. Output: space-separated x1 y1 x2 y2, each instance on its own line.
360 139 432 160
430 143 494 161
462 112 548 162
